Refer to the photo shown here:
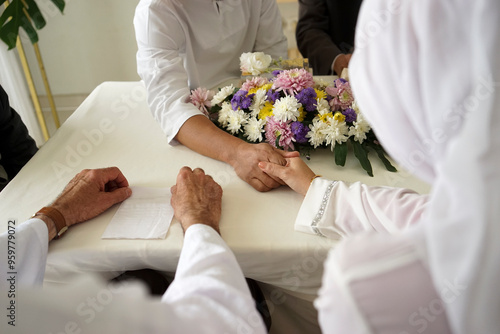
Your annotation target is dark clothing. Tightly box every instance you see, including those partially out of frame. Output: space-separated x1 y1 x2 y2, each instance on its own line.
296 0 363 75
0 84 38 188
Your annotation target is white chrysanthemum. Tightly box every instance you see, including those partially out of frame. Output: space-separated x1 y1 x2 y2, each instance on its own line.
211 85 235 105
306 118 327 148
217 102 233 128
226 109 248 135
321 118 349 150
348 113 371 143
249 89 267 117
273 96 301 122
244 117 265 142
240 52 272 75
315 98 330 115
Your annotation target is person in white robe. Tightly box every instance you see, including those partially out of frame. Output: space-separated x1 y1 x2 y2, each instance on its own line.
0 167 266 333
258 0 500 332
134 0 293 192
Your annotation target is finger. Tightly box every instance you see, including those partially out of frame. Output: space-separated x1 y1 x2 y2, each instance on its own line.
193 168 205 175
255 170 281 190
170 185 177 195
280 150 300 158
105 186 132 205
248 178 272 192
99 167 129 188
258 161 286 180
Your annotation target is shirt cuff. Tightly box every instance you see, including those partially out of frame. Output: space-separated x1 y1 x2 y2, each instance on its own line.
294 177 341 239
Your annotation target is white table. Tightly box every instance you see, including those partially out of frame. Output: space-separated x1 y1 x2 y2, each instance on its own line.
0 81 430 333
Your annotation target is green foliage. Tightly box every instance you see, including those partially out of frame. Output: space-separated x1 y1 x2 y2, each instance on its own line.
352 140 373 177
334 141 347 167
0 0 65 49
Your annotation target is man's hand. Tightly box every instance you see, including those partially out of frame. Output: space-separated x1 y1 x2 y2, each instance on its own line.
258 156 316 196
171 167 223 234
333 53 352 76
229 142 300 192
50 167 132 227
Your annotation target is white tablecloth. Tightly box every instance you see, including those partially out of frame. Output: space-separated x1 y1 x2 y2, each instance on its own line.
0 81 430 333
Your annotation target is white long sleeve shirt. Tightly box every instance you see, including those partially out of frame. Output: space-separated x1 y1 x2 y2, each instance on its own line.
295 178 451 334
0 220 266 333
134 0 288 144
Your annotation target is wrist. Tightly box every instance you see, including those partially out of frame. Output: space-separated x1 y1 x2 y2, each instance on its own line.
225 140 247 167
33 207 68 241
182 220 220 235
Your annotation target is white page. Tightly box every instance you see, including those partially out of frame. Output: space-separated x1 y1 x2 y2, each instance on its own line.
102 186 173 239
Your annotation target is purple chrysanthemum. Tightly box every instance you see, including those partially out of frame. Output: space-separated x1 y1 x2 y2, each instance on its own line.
291 121 309 143
266 89 281 103
342 108 357 123
231 90 254 110
295 87 317 112
272 70 283 77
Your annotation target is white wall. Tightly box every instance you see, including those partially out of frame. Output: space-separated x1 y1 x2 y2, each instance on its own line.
23 0 140 96
22 0 298 98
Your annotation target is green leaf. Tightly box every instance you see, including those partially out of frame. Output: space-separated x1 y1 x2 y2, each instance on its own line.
275 133 283 150
352 140 373 177
0 0 65 49
50 0 65 12
367 142 397 172
334 141 347 166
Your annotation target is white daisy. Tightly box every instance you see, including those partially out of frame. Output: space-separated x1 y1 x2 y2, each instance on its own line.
226 109 248 135
306 118 327 148
315 97 330 115
211 85 235 105
249 89 267 117
273 96 301 122
348 113 371 143
244 117 265 142
321 118 349 150
217 102 233 128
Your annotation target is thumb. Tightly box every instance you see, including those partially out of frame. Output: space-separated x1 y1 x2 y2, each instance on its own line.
258 161 286 180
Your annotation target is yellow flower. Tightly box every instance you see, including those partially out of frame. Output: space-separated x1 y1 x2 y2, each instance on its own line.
319 112 333 123
334 111 346 123
315 88 326 100
249 83 273 95
259 101 274 120
297 107 306 122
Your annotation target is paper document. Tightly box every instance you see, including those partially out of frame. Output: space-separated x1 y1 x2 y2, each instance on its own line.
102 186 173 239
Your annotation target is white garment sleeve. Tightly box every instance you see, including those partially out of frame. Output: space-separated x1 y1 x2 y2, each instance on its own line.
295 177 429 238
253 0 289 58
0 218 48 288
161 224 267 333
134 2 203 145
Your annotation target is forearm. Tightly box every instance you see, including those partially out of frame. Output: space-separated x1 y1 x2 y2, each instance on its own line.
162 224 266 333
175 115 244 165
295 178 429 238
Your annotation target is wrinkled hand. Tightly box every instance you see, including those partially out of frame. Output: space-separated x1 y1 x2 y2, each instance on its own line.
258 156 316 196
333 53 352 76
229 142 300 192
51 167 132 226
171 167 223 234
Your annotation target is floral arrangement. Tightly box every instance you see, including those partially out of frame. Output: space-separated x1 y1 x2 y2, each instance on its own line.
189 53 396 176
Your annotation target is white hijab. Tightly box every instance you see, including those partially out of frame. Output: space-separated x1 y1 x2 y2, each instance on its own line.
350 0 500 333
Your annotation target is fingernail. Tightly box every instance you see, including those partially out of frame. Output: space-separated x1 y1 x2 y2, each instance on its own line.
258 162 265 168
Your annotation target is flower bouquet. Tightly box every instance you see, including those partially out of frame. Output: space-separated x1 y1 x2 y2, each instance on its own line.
189 52 396 176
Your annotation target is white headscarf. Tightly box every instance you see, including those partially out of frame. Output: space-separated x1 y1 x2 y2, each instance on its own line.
350 0 500 333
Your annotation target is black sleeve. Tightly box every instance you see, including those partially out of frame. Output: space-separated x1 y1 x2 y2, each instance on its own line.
296 0 362 75
0 84 38 181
